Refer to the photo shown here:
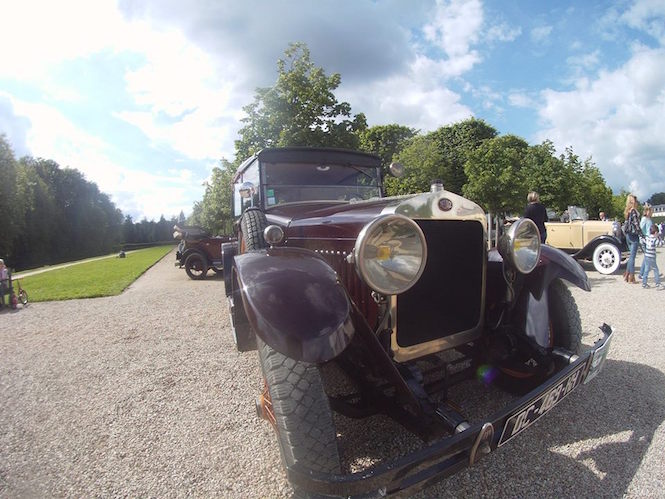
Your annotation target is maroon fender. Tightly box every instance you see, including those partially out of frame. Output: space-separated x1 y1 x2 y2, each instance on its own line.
488 244 590 301
232 246 355 363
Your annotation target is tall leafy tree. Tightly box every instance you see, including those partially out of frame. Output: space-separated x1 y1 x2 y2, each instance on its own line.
463 134 529 215
357 124 417 171
0 135 18 259
647 192 665 205
234 42 367 163
432 118 498 194
387 118 497 196
189 159 236 234
522 140 572 214
384 134 445 196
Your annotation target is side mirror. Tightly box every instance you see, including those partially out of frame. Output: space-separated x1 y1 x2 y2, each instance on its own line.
239 181 255 199
389 162 404 178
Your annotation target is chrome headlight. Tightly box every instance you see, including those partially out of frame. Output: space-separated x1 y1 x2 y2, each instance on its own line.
353 214 427 295
499 218 541 274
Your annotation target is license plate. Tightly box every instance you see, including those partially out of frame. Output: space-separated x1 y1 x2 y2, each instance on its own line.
584 333 612 384
498 361 586 446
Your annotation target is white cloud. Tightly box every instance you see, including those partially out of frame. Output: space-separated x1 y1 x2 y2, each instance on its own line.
422 0 484 76
531 25 553 43
535 46 665 199
508 92 535 108
621 0 665 44
486 22 522 43
0 94 31 156
5 94 205 220
0 0 127 79
566 50 601 70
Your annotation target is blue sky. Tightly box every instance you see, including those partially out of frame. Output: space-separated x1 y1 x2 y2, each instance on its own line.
1 0 664 221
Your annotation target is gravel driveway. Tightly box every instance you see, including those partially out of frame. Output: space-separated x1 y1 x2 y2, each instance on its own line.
1 249 664 498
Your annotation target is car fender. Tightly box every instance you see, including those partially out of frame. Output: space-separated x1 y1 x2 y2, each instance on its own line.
574 234 624 259
512 245 590 348
232 246 355 363
528 244 591 299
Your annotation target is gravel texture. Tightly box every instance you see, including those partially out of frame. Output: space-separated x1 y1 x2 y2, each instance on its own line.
1 248 664 498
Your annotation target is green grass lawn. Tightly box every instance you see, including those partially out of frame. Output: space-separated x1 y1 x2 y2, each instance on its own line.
12 245 174 302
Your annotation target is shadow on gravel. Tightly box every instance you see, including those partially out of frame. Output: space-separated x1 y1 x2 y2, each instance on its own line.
330 358 664 498
585 274 619 288
512 358 665 498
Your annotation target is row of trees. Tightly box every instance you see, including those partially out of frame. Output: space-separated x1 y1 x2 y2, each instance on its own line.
0 135 181 270
189 43 662 234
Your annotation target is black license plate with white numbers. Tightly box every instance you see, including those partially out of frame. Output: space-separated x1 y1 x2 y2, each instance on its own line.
498 361 587 446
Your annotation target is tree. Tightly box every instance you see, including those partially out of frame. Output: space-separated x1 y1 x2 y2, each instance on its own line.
0 135 18 259
189 159 236 235
234 42 366 163
357 124 417 171
384 135 445 196
647 192 665 205
432 118 498 194
522 140 573 214
463 134 529 215
386 118 498 196
612 189 631 221
578 163 613 220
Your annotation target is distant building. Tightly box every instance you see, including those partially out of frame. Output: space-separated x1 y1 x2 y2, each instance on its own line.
652 204 665 220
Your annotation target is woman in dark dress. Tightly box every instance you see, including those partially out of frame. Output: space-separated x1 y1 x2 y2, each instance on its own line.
524 191 548 244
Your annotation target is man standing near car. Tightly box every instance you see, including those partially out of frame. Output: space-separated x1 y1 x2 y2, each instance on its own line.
524 191 548 244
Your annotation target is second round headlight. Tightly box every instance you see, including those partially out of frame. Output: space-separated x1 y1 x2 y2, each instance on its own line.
500 218 541 274
354 214 427 295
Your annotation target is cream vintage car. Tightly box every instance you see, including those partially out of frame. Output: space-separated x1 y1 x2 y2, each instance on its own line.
545 206 626 274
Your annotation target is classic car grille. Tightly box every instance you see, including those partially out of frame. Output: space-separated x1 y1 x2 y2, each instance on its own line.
396 220 484 348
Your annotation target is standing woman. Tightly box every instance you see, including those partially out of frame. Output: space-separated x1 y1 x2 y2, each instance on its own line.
524 191 548 244
639 203 653 280
623 194 642 283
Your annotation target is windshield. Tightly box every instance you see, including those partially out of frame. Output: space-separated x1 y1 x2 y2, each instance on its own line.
262 161 382 206
567 206 588 221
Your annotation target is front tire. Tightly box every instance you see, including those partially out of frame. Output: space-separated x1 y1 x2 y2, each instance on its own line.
18 290 28 305
592 243 620 275
257 337 341 479
548 278 582 353
184 253 208 280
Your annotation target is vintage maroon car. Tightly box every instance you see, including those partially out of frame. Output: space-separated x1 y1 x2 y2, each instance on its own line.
173 225 234 279
222 147 613 497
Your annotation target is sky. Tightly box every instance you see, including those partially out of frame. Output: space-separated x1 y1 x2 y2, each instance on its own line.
1 0 664 221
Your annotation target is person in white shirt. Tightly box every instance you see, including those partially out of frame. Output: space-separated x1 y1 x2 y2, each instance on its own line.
641 225 661 289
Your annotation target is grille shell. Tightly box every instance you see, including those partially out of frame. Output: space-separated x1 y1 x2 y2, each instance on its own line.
392 219 485 360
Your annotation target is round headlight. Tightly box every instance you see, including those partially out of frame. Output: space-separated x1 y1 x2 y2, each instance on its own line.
499 218 541 274
263 225 284 245
354 214 427 295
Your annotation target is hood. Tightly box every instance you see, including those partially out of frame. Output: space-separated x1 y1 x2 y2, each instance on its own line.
265 191 487 243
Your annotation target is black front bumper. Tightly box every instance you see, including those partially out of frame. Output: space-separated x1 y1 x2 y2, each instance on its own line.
287 324 614 498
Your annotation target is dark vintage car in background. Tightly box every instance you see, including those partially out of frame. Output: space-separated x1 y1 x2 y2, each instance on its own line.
221 147 613 497
545 206 626 275
173 225 234 279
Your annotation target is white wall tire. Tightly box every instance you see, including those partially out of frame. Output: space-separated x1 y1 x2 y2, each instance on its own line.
592 243 620 275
